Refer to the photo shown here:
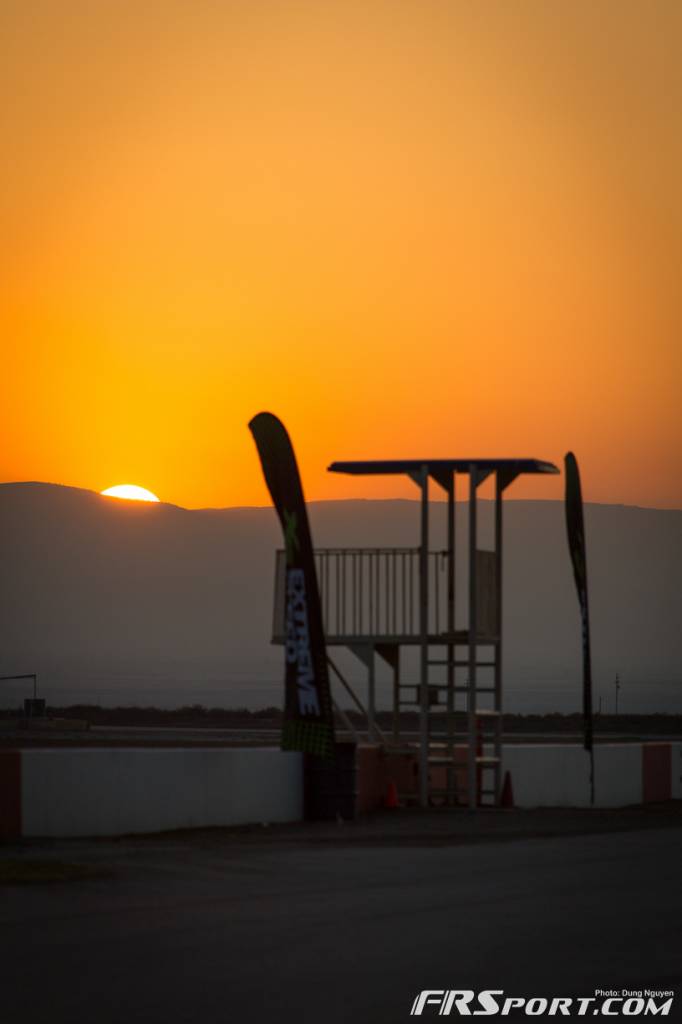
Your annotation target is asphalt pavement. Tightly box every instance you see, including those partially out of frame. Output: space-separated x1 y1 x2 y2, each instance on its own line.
1 808 680 1023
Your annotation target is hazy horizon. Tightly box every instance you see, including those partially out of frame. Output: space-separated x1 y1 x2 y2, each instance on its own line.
2 482 679 715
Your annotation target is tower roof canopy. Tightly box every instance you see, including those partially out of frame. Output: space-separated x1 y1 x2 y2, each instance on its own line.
328 458 559 477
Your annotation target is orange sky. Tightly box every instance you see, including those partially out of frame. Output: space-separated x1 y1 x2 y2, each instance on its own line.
2 1 680 509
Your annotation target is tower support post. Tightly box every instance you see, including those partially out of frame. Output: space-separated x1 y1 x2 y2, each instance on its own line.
419 465 429 808
494 471 504 803
467 464 478 811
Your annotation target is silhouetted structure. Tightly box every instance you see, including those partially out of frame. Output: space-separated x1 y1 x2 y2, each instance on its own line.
273 458 559 809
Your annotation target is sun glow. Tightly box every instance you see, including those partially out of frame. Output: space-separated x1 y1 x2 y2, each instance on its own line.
101 484 160 503
3 5 680 510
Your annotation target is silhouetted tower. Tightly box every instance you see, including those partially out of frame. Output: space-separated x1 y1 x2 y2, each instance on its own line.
272 457 559 809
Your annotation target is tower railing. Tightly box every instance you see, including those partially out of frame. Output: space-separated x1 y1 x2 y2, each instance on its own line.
273 547 469 643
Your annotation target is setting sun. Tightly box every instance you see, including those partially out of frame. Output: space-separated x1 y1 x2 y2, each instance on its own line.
101 485 160 503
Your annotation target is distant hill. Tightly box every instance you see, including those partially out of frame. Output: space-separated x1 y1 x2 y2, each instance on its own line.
1 482 680 712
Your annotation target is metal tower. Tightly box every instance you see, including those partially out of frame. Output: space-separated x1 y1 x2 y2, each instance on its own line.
273 457 559 809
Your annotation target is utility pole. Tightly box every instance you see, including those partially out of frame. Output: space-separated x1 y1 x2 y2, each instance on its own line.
614 673 620 715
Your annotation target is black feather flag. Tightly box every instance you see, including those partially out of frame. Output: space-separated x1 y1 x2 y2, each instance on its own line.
249 412 335 758
564 451 595 801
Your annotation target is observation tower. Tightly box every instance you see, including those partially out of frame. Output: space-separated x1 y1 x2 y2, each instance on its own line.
273 458 559 809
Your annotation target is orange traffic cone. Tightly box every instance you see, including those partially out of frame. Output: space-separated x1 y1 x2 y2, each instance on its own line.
385 779 399 809
500 770 514 809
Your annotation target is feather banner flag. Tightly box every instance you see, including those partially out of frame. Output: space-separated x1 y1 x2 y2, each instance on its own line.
564 451 595 802
249 412 335 758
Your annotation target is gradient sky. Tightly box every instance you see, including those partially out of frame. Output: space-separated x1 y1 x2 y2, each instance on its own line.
2 1 680 509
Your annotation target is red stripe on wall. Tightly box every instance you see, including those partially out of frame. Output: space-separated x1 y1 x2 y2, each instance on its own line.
642 743 672 803
0 750 22 839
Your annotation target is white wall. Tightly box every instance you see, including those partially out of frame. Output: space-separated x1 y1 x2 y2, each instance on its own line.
503 744 643 808
21 747 303 838
15 742 678 837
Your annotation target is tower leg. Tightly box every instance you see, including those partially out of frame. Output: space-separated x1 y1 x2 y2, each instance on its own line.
446 472 456 804
468 465 478 811
419 465 429 808
367 645 376 739
392 655 400 744
494 473 503 804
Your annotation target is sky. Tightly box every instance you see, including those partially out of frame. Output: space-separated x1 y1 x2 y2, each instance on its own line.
2 1 680 510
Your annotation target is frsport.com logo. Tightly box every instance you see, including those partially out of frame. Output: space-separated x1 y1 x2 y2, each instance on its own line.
409 990 674 1017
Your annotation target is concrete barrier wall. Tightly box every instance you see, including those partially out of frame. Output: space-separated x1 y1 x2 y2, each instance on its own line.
2 742 679 839
4 747 303 839
355 743 681 812
503 742 682 809
641 743 672 803
502 744 643 808
672 744 682 800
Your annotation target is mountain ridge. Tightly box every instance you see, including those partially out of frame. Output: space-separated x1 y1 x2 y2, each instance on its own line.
1 481 680 713
3 480 680 515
